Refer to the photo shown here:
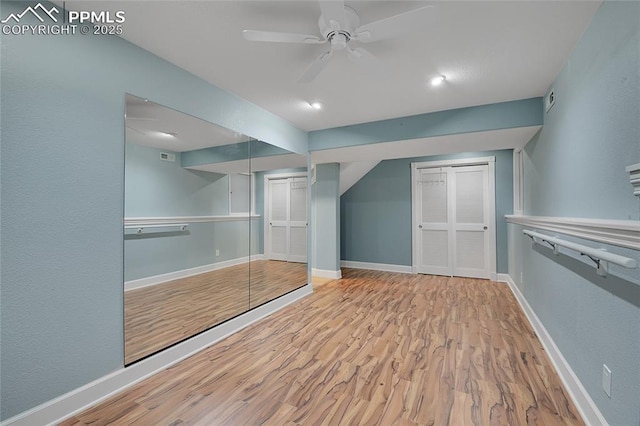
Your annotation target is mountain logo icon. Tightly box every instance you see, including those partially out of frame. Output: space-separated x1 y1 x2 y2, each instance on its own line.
1 3 59 24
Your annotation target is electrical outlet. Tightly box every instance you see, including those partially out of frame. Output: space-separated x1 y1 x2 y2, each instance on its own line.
602 364 612 398
215 249 220 257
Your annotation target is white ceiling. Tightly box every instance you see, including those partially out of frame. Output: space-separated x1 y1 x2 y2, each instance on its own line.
69 0 602 132
125 94 249 152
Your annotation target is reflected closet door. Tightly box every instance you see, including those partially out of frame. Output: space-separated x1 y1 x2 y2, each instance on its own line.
266 177 307 263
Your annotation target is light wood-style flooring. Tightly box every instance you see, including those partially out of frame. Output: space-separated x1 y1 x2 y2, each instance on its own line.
69 269 582 425
125 260 307 364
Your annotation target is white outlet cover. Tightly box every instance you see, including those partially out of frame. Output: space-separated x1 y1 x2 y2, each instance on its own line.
602 364 612 398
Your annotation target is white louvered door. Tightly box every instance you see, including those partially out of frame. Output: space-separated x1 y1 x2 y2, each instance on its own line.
452 166 490 278
416 168 452 275
414 164 491 279
288 177 307 263
267 179 289 261
266 177 307 263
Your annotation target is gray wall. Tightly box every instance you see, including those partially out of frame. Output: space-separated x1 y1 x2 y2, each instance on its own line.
508 2 640 425
0 0 307 419
341 150 513 272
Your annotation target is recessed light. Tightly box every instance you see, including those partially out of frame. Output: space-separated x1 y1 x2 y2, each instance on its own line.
309 102 322 110
430 75 446 86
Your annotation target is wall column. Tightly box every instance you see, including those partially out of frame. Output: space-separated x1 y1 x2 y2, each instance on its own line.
312 163 341 279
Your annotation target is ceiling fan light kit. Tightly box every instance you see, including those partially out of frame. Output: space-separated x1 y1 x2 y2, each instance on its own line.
242 0 435 83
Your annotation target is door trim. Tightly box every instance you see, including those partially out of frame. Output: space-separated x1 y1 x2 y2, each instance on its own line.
411 156 496 279
263 172 308 261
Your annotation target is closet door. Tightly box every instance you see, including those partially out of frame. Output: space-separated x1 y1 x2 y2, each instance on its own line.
288 177 307 263
416 168 452 276
452 165 490 279
267 179 288 261
414 164 491 279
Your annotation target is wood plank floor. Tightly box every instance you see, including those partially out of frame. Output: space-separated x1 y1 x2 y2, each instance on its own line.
69 269 583 425
125 260 307 364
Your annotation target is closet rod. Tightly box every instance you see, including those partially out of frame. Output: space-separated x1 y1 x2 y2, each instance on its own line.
523 229 637 277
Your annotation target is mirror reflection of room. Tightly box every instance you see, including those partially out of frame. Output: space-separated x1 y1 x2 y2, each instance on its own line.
123 95 308 365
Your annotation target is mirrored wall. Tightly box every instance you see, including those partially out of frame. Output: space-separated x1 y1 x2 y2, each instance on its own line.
124 94 308 365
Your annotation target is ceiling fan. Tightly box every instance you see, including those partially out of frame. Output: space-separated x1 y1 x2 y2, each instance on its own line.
242 1 435 83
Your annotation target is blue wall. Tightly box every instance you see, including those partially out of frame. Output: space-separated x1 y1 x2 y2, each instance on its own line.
313 163 341 272
125 144 230 217
508 2 640 425
309 98 542 151
0 0 306 419
341 150 513 272
124 143 257 281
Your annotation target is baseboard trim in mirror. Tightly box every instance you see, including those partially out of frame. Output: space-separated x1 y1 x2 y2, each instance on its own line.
0 285 313 426
125 254 265 292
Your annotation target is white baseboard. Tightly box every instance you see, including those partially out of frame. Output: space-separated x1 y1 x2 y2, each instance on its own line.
125 254 265 291
312 268 342 279
1 285 312 426
495 273 510 283
340 260 413 274
504 275 608 426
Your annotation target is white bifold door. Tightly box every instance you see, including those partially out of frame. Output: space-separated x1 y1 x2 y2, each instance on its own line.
266 177 307 263
413 162 494 279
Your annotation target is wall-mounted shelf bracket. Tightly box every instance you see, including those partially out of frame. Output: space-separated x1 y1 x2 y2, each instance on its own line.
580 253 608 276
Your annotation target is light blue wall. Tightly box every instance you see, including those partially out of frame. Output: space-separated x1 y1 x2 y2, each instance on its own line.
508 2 640 425
181 140 290 168
309 97 542 151
125 143 230 217
341 150 513 272
0 0 307 419
313 163 341 272
124 143 255 281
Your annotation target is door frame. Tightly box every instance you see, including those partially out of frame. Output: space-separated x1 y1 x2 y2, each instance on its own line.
263 172 308 261
411 156 497 280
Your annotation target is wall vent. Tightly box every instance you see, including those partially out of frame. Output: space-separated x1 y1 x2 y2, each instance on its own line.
545 88 556 113
160 152 176 162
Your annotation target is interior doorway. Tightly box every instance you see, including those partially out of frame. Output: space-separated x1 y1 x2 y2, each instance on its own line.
264 173 308 263
411 157 496 279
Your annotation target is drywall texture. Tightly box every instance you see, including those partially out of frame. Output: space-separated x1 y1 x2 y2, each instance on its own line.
312 163 341 272
0 0 307 419
509 2 640 425
341 150 513 272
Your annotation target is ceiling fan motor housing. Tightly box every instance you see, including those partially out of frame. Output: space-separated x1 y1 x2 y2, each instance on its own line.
318 6 360 50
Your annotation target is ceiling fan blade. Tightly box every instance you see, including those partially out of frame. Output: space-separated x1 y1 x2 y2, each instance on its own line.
242 30 325 44
346 47 389 79
318 0 346 28
354 5 436 43
298 49 334 83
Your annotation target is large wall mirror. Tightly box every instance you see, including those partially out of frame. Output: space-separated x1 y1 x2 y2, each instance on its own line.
124 94 308 365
